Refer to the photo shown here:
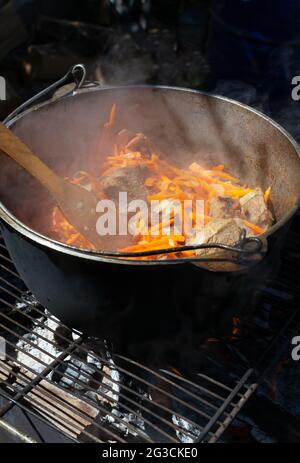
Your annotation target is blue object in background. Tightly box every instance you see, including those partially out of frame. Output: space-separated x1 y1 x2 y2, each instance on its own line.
208 0 300 107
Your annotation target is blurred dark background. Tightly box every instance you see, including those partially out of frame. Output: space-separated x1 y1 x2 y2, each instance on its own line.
1 0 300 138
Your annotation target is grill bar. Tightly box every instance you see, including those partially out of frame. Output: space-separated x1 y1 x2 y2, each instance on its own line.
0 415 38 443
0 257 237 411
0 385 105 443
196 368 254 442
0 339 162 442
0 387 85 443
159 370 231 405
1 352 186 443
0 362 128 443
0 277 228 428
0 290 222 421
0 307 210 440
207 382 258 443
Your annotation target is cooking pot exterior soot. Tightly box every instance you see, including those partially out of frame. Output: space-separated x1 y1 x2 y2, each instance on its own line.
1 65 300 342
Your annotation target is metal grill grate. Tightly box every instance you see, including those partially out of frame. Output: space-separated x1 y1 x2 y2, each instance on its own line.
0 225 299 443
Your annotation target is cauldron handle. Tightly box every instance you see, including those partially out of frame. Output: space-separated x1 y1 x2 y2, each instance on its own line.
102 231 267 271
4 64 89 125
98 230 266 258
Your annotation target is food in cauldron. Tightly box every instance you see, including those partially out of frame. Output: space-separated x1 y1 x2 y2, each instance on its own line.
52 104 273 259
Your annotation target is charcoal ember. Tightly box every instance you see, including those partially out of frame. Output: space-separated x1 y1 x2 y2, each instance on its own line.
57 363 81 389
76 363 99 389
83 362 103 391
240 188 273 228
54 358 98 390
74 348 87 362
18 292 45 318
209 196 241 219
79 415 128 443
99 165 150 201
52 361 69 385
54 324 73 350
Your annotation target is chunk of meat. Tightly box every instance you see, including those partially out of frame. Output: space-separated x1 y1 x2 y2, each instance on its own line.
99 165 150 201
209 196 241 219
240 188 273 228
186 219 245 270
187 218 264 271
187 219 241 257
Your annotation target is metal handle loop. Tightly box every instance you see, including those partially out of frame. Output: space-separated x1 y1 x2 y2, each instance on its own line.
4 64 88 125
96 229 264 259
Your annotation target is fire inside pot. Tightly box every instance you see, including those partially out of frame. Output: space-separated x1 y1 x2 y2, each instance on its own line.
51 104 273 260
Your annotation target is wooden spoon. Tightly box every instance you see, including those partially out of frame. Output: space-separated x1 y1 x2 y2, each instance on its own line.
0 122 102 248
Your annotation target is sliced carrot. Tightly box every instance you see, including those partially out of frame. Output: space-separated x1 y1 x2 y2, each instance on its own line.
264 186 271 203
212 164 225 171
243 220 266 235
144 177 156 187
107 103 117 128
210 171 237 182
120 238 183 253
149 218 175 235
180 250 195 257
148 192 176 201
142 234 185 245
66 234 81 245
222 186 253 198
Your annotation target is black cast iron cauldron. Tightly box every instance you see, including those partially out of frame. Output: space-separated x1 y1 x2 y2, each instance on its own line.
0 65 300 343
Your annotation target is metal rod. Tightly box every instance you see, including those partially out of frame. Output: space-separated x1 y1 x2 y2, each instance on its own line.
208 383 258 443
22 409 46 443
0 337 82 417
0 388 84 443
196 368 255 443
0 302 218 434
0 338 159 443
0 293 221 424
0 416 38 443
159 369 228 407
0 262 23 279
80 233 263 258
0 332 197 442
0 362 128 443
196 373 235 392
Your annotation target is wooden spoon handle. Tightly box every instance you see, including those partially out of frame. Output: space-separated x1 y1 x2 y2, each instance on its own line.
0 122 63 197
